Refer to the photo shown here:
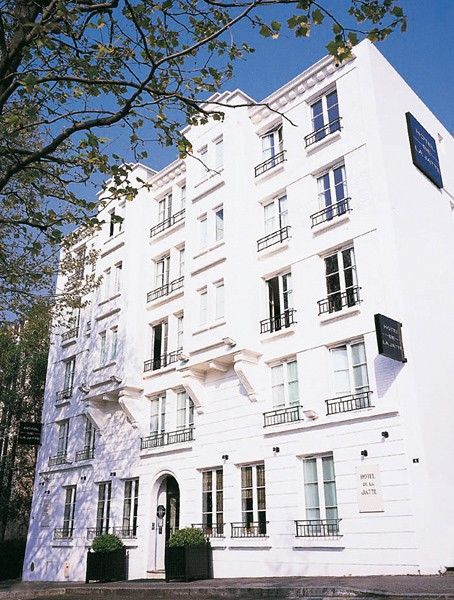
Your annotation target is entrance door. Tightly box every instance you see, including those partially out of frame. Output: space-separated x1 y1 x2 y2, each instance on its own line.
154 475 180 571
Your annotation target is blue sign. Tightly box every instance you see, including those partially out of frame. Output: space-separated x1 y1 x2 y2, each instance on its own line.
406 112 443 188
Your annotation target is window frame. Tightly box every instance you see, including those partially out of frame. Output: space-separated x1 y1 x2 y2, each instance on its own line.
310 88 340 142
150 393 166 435
240 463 267 533
123 478 139 536
202 467 224 535
329 339 369 398
323 246 357 312
57 419 69 455
264 194 288 234
261 125 283 161
270 357 299 409
302 454 338 523
96 481 112 534
176 390 194 430
62 485 77 536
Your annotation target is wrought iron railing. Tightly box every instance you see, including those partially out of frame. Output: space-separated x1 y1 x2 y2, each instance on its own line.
305 117 342 148
75 446 95 461
311 197 351 228
192 523 225 538
61 327 79 342
87 526 109 540
141 427 193 450
317 286 361 315
326 390 372 415
257 226 291 252
231 521 268 538
55 387 72 401
112 526 138 539
263 405 304 427
147 276 184 303
53 527 73 540
295 518 341 537
260 308 296 334
143 348 183 372
48 452 70 467
254 150 286 177
150 208 185 238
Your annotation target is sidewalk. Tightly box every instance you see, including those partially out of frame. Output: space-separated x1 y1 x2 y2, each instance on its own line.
2 575 454 600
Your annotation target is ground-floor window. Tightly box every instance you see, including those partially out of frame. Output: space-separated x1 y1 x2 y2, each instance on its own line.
302 454 338 534
96 481 111 535
202 468 223 535
241 463 266 534
123 478 139 537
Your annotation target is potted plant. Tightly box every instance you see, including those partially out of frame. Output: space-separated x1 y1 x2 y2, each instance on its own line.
165 527 211 582
85 533 127 583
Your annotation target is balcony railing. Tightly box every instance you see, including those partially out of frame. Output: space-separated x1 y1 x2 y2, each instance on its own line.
48 452 70 467
147 276 184 303
143 348 183 373
55 387 72 402
53 527 74 540
112 526 138 539
231 522 268 538
326 390 373 415
75 446 95 461
150 208 185 238
263 405 304 427
260 308 296 334
254 150 286 177
295 518 341 537
141 427 193 450
87 526 109 540
257 226 291 252
61 327 79 342
317 286 361 315
311 197 351 228
192 523 225 538
305 117 342 148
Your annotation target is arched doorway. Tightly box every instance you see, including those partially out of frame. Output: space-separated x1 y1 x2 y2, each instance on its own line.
153 474 180 572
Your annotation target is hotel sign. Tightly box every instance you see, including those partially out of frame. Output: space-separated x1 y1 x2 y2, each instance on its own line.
17 421 42 446
356 464 384 513
375 314 406 363
406 112 443 188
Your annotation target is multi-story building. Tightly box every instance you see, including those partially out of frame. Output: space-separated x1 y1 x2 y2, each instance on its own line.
24 40 454 582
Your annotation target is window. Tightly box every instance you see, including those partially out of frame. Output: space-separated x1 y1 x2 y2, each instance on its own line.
202 468 223 535
150 394 166 435
109 210 116 237
158 193 172 223
199 146 208 178
271 359 299 408
110 327 118 361
96 482 112 535
99 331 108 366
62 486 77 538
83 416 96 454
303 455 338 526
151 320 168 369
103 268 111 299
199 215 208 248
57 420 69 456
123 479 139 537
215 207 224 241
199 289 208 325
330 340 369 398
176 315 184 350
317 165 348 219
155 255 170 289
265 272 293 331
323 247 358 312
178 248 185 278
214 137 224 169
264 195 288 234
215 282 225 320
114 262 122 294
310 89 340 142
180 184 186 211
63 357 75 392
176 391 194 430
262 125 283 162
241 464 266 534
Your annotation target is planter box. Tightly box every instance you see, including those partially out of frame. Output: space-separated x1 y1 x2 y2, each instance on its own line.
86 547 127 583
165 542 211 582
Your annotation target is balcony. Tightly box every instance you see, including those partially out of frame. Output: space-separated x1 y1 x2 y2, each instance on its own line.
141 427 193 450
260 309 296 334
295 518 341 537
61 327 79 343
147 276 184 303
48 452 70 467
87 526 109 540
257 226 291 252
143 348 183 373
305 117 342 148
75 446 95 461
326 390 373 415
55 387 72 402
231 522 268 538
317 286 361 315
112 526 137 539
192 523 225 538
311 197 351 228
150 208 185 238
53 527 73 540
254 150 286 177
263 404 304 427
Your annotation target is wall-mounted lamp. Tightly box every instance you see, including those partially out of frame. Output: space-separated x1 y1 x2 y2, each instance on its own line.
222 337 236 347
179 354 190 362
272 446 280 454
381 431 389 439
78 384 90 394
360 450 368 458
110 471 117 477
221 454 229 461
110 375 122 384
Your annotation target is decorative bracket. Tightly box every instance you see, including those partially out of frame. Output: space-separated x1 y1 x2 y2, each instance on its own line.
181 370 206 414
118 386 146 430
233 350 263 402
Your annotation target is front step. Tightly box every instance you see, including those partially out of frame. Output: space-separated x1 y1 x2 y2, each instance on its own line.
146 569 165 580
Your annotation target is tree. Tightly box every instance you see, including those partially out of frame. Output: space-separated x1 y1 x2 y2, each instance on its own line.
0 0 406 321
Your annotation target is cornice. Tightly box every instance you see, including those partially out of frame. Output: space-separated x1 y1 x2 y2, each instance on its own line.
149 158 186 190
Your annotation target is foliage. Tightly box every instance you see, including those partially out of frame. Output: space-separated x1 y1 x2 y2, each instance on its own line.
0 0 406 321
168 527 207 547
92 533 125 553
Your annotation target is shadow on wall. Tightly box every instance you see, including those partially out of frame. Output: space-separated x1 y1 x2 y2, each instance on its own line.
374 354 405 399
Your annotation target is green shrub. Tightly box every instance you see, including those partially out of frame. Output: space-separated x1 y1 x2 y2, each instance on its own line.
168 527 206 547
91 533 124 553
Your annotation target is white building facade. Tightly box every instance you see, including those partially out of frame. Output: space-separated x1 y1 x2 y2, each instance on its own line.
24 40 454 582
